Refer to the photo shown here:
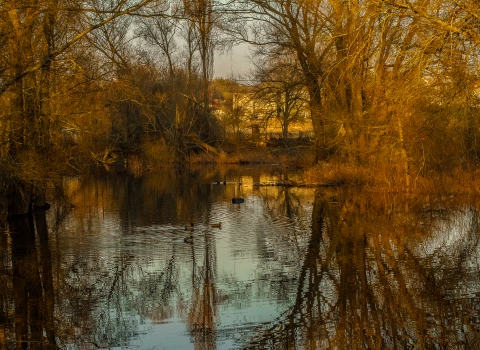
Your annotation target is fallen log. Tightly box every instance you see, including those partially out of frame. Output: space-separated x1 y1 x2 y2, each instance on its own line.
186 134 219 155
253 181 343 188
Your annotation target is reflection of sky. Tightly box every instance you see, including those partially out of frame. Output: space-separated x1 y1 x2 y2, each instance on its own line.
136 304 285 350
407 208 480 301
413 209 475 259
54 174 314 349
50 172 480 349
126 320 194 350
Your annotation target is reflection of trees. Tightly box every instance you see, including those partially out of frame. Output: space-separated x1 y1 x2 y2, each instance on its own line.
55 235 185 348
258 185 311 228
139 254 179 323
60 170 224 348
57 170 225 348
0 222 10 349
243 190 480 349
187 233 219 350
74 169 217 226
35 209 57 348
8 170 480 349
3 210 58 349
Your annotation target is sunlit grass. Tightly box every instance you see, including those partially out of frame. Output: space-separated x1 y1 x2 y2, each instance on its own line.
187 144 315 167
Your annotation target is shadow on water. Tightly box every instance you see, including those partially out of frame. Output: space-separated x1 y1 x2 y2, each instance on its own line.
1 167 480 349
2 208 58 349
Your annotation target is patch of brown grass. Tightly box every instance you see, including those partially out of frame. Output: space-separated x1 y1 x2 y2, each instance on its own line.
143 140 175 165
412 167 480 195
302 162 373 186
188 148 278 164
188 145 314 166
126 154 145 177
302 160 480 196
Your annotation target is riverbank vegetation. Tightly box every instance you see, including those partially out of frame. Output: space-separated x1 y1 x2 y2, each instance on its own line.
1 0 480 218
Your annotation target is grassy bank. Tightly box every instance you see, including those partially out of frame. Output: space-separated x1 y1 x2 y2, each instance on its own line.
302 161 480 196
109 142 480 196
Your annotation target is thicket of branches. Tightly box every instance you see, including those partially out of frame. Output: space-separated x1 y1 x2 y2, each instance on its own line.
229 0 480 189
0 0 480 214
0 0 227 214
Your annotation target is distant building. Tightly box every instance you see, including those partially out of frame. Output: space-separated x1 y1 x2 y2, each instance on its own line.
231 91 312 138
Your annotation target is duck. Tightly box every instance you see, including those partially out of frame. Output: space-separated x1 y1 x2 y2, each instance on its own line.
185 223 194 231
211 222 222 228
184 235 193 243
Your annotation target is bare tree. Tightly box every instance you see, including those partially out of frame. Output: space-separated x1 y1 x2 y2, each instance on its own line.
253 56 308 140
389 0 480 47
0 0 159 214
234 0 330 161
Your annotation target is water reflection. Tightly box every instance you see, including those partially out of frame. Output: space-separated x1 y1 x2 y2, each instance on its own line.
187 232 218 350
4 209 58 349
244 191 480 349
1 167 480 349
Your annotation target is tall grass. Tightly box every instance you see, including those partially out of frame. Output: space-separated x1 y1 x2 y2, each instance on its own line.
143 140 175 166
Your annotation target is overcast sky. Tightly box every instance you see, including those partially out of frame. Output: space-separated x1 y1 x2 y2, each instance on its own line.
214 43 252 79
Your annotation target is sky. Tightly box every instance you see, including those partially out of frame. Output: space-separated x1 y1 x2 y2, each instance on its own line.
214 43 252 79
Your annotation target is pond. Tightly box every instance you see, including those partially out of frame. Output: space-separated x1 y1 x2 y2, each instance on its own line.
2 165 480 349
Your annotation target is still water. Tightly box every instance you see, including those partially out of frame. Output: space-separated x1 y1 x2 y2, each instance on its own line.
2 165 480 349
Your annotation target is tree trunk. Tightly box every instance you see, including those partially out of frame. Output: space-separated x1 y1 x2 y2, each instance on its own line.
307 85 328 162
397 115 411 193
